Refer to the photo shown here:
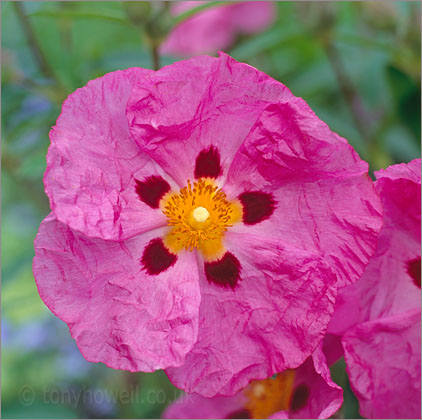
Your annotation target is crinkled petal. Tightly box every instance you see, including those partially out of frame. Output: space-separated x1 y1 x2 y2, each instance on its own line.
328 159 421 334
164 344 342 419
342 309 421 419
289 345 343 419
126 53 291 187
375 158 421 183
33 214 201 371
166 228 337 397
44 68 174 241
224 103 382 288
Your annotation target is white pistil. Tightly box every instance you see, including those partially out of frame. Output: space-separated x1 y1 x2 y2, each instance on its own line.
192 206 210 223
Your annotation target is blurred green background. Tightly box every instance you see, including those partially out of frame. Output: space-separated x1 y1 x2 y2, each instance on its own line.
1 1 420 418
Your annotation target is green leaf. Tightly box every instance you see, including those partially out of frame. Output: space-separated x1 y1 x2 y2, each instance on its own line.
16 150 48 180
386 64 421 142
230 27 304 62
2 265 46 324
383 122 421 162
29 9 128 24
2 401 78 419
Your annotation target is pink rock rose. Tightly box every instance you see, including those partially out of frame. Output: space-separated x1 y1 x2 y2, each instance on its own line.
161 1 276 57
344 310 420 419
34 53 382 397
163 344 343 419
328 159 421 418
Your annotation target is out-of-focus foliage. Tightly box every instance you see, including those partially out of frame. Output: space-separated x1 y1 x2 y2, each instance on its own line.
1 2 420 419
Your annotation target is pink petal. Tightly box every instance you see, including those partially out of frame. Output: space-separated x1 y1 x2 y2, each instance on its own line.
126 53 290 187
224 103 383 288
328 158 421 334
375 158 421 183
269 411 290 419
343 310 421 419
161 2 275 57
164 344 342 419
33 214 201 371
166 229 337 397
161 2 234 57
44 68 175 241
230 2 276 33
290 345 343 419
322 334 343 366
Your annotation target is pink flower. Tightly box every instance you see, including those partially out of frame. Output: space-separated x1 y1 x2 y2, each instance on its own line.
328 159 421 418
34 53 382 397
163 343 343 419
161 1 276 57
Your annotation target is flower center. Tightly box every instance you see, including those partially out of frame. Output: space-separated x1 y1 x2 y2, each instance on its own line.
161 178 241 260
244 371 295 419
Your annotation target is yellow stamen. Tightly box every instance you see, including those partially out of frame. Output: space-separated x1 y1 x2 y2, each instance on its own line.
244 371 295 419
161 178 242 260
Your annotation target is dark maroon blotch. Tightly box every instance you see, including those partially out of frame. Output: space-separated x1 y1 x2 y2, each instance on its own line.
194 145 222 179
289 383 310 413
141 238 177 275
225 409 251 419
238 191 276 225
204 252 241 289
135 176 170 209
407 257 421 288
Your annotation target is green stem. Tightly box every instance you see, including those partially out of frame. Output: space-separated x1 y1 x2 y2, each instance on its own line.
59 3 73 51
152 44 160 71
29 9 127 24
12 2 65 91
